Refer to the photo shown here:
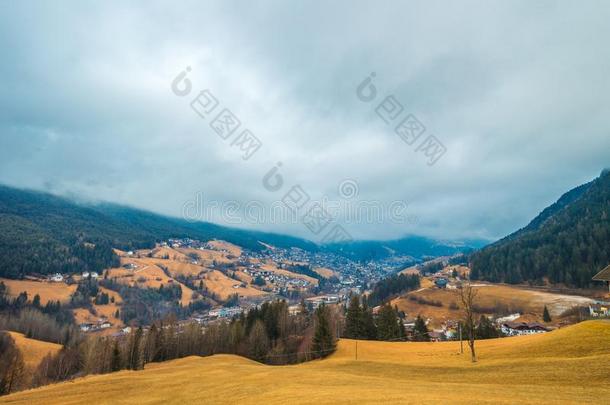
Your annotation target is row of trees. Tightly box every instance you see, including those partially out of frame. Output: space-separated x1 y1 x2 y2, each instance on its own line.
367 274 420 307
343 295 430 342
1 300 337 396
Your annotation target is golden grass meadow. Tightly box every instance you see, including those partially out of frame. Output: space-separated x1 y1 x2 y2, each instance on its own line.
3 320 609 404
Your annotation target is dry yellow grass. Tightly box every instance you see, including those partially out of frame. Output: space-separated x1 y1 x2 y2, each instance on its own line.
6 332 61 369
260 262 318 285
2 321 609 404
206 240 242 256
152 260 206 277
313 267 337 279
148 247 190 262
73 291 123 334
106 258 194 306
204 270 267 300
176 247 233 266
0 279 76 305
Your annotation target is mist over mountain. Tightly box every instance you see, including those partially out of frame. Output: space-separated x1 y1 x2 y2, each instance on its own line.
0 184 477 279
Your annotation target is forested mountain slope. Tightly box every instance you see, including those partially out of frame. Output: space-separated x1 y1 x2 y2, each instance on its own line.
470 170 610 287
0 185 315 278
0 186 476 279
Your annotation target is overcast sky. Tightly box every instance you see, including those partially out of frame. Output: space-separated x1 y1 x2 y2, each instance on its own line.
0 1 609 243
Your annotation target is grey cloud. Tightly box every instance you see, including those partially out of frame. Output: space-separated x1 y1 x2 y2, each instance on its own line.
0 0 609 242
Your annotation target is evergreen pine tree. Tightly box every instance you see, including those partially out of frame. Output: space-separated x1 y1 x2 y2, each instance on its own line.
543 305 552 322
376 303 401 341
362 301 378 340
345 295 364 338
413 315 430 341
312 304 335 358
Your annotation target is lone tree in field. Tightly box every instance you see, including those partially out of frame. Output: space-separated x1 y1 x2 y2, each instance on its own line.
543 305 552 323
459 281 478 362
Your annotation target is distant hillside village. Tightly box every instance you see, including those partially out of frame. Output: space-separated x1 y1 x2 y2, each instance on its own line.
3 236 609 345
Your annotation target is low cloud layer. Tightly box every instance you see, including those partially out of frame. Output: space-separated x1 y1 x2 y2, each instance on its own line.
1 1 609 242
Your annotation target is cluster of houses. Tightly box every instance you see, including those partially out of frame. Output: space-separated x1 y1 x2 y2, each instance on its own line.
305 294 344 309
500 321 549 336
190 305 260 325
48 271 100 283
244 245 403 294
242 268 313 291
79 318 113 332
164 238 234 255
399 313 553 341
208 306 244 319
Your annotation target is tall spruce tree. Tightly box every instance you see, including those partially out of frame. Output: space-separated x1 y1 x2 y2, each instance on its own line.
413 315 430 341
345 295 364 339
543 305 552 322
376 303 402 341
312 304 335 358
362 300 378 340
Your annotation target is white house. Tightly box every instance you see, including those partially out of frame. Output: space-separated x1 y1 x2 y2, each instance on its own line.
79 323 93 332
50 273 63 282
501 322 549 336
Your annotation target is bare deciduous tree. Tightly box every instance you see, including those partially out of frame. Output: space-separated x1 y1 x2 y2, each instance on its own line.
459 281 478 363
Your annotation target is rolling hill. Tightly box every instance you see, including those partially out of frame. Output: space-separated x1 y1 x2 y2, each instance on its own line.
2 320 609 404
470 169 610 287
6 332 61 370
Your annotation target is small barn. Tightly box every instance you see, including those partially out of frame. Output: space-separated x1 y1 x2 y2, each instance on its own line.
592 265 610 292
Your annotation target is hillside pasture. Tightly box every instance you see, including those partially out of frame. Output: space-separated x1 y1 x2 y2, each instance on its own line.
259 263 318 285
106 258 194 306
0 278 76 305
313 267 337 279
7 331 62 370
206 240 242 256
3 321 609 404
392 282 595 327
203 270 266 300
176 247 233 266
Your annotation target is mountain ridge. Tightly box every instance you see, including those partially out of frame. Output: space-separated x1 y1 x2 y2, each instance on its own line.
470 170 610 287
0 184 476 278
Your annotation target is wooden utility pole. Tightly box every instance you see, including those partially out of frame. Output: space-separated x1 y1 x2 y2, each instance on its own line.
459 323 463 354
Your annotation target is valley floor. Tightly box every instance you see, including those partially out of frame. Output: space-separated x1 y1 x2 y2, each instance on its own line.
2 321 609 404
